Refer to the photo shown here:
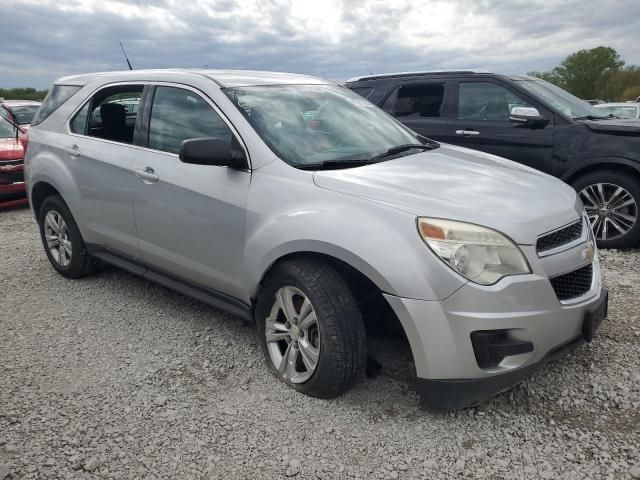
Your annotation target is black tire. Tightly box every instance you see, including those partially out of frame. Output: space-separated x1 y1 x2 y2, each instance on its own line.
572 171 640 249
38 195 98 278
256 258 367 399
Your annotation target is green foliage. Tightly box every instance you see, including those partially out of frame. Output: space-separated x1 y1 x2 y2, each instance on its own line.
0 87 48 101
599 66 640 101
527 46 634 100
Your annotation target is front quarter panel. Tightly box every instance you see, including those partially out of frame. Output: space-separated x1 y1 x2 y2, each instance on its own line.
243 160 467 302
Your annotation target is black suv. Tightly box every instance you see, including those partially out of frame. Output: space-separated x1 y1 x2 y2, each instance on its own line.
346 70 640 248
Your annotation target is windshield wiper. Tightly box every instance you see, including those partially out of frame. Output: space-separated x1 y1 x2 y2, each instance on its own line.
296 142 439 171
573 114 609 121
296 159 380 171
368 143 438 162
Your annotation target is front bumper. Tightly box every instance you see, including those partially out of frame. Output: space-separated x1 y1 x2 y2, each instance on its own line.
384 258 607 409
0 161 27 207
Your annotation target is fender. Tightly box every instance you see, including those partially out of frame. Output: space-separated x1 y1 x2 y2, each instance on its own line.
561 156 640 183
26 132 84 222
242 164 466 303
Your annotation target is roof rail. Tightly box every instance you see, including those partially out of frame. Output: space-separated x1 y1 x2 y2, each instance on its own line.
346 69 492 83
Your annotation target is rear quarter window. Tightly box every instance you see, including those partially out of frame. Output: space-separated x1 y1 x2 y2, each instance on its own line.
31 85 82 126
348 86 374 99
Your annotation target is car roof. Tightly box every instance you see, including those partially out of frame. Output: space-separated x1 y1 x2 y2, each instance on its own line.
55 69 330 88
346 69 492 82
0 100 41 106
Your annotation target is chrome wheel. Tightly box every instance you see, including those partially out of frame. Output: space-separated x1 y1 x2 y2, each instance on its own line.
265 286 320 384
580 182 638 241
44 210 72 267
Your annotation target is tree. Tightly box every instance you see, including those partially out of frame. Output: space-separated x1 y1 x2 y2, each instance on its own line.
529 46 625 99
0 87 48 101
598 66 640 101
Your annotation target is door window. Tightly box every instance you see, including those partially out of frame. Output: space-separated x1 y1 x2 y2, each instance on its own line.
458 82 531 121
148 86 232 155
382 83 445 118
71 85 144 144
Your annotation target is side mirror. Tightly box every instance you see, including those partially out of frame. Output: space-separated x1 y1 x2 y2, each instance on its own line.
509 106 544 126
179 137 246 169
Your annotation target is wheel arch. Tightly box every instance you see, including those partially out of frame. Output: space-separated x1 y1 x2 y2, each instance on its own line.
562 157 640 185
252 249 418 373
30 181 62 217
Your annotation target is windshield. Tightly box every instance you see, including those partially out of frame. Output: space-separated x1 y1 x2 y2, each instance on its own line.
0 117 16 138
7 105 39 124
515 78 607 120
225 84 423 167
594 105 638 119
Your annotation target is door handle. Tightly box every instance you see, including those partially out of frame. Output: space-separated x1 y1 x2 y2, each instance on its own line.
65 144 80 157
455 130 480 136
134 167 159 183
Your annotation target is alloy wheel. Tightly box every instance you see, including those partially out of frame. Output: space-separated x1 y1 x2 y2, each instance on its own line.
579 182 638 241
44 210 72 267
265 286 320 383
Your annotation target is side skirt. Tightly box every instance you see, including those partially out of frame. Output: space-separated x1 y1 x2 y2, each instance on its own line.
86 244 253 321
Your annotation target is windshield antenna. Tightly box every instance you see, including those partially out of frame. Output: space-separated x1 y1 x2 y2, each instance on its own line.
120 41 134 70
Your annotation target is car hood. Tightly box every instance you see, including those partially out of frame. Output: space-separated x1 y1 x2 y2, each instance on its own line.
313 144 581 245
581 118 640 136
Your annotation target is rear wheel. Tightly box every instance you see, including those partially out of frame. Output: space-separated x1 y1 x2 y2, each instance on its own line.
38 195 98 278
573 171 640 249
256 258 367 399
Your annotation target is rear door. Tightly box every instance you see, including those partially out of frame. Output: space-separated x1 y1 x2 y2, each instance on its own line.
132 84 251 299
447 79 555 173
380 80 454 140
66 84 146 258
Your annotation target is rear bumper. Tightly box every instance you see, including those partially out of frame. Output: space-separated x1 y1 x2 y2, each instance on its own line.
416 288 607 409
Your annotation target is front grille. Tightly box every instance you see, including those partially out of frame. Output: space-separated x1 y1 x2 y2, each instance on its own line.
536 220 583 254
0 171 24 185
550 263 593 301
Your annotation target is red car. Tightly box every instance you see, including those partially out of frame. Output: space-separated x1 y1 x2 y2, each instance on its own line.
0 99 41 129
0 116 27 209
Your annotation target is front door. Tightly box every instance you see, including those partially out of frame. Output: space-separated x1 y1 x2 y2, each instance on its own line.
448 80 555 173
132 85 251 300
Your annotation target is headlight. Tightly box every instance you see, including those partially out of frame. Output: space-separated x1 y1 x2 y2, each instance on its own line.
417 218 531 285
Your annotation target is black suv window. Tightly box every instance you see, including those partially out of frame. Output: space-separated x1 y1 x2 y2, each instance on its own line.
71 85 143 144
148 86 232 155
382 83 445 118
458 82 531 121
31 85 81 126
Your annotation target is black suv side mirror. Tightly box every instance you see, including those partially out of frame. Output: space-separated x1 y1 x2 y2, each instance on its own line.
179 137 247 169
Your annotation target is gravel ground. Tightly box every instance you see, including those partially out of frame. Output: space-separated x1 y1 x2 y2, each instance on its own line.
1 206 639 480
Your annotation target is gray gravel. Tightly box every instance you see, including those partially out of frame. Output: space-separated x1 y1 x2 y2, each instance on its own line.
1 206 639 479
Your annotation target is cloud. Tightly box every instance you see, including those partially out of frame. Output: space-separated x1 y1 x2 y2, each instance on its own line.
1 0 639 88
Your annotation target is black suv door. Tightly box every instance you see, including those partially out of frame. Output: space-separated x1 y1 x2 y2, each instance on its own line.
447 79 555 173
380 80 453 139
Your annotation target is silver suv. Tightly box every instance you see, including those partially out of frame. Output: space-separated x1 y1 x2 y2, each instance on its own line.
25 69 608 409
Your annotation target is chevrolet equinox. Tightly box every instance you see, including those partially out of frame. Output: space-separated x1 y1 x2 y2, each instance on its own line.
25 69 608 408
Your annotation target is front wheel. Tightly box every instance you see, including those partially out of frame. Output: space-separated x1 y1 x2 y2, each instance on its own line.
256 258 367 399
573 171 640 249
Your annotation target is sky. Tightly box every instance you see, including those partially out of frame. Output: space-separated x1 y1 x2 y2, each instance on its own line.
1 0 639 89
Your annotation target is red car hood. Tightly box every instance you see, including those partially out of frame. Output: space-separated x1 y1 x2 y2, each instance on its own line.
0 137 24 161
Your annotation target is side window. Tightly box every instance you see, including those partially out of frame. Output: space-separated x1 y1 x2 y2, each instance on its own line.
458 82 531 121
382 83 445 118
70 102 90 135
349 86 374 99
31 85 81 126
81 85 143 144
148 86 232 155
